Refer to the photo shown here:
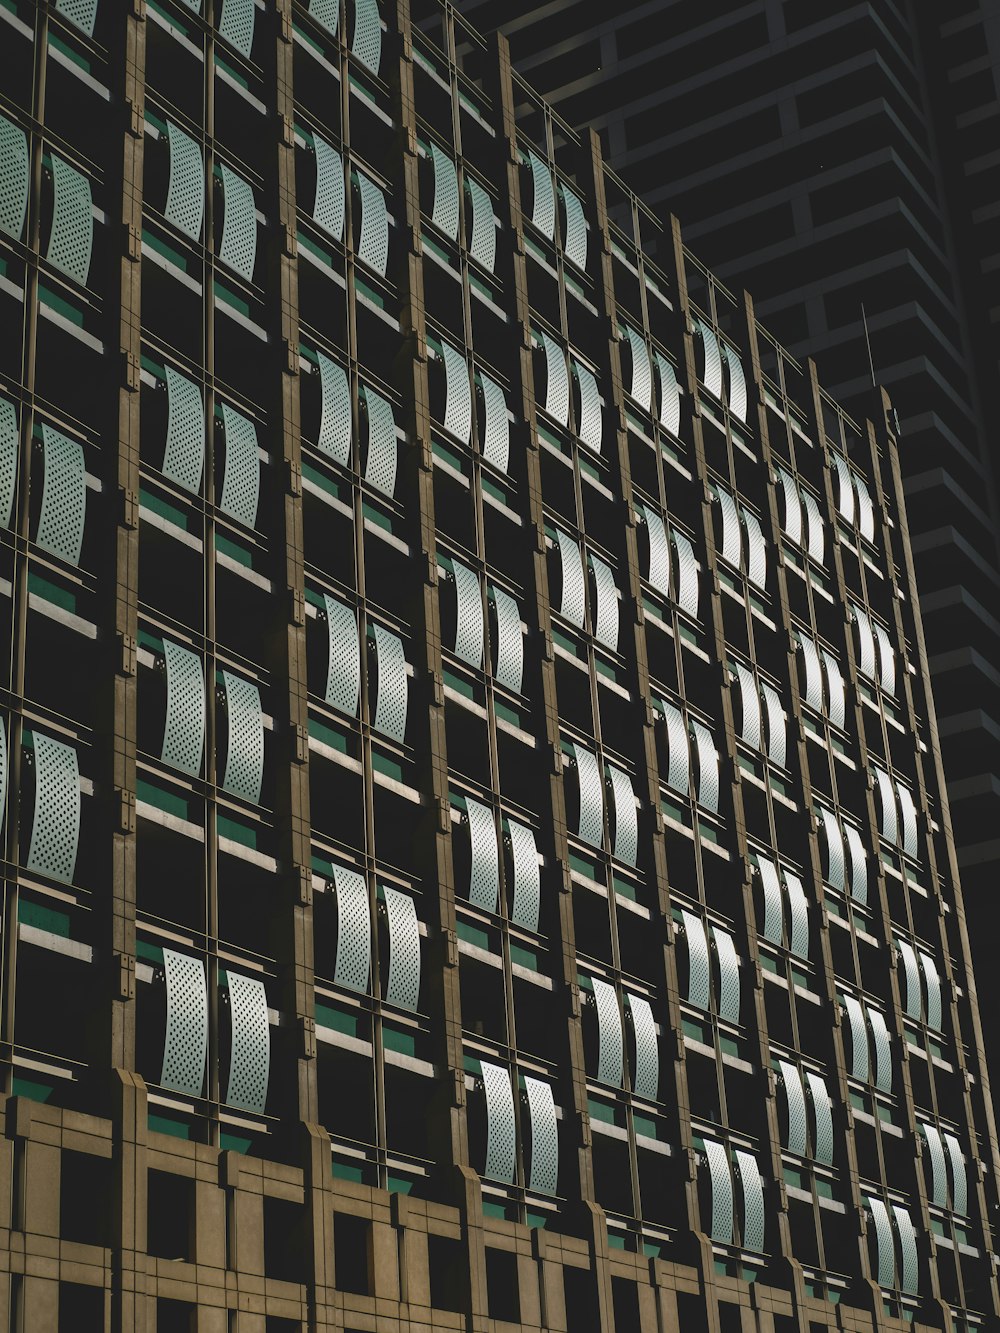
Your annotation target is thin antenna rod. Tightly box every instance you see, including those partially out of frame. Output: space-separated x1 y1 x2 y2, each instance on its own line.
860 302 876 387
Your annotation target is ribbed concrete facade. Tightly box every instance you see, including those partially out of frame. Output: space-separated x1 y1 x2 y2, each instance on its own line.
0 1 995 1330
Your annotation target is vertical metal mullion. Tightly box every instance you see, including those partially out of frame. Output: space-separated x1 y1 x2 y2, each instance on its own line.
202 12 222 1135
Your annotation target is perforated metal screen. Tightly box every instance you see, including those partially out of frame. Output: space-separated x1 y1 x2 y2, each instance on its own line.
221 671 264 805
26 733 80 885
481 1061 516 1184
464 797 499 913
370 623 407 743
695 319 722 398
0 394 17 530
47 153 93 286
312 132 345 242
559 183 586 269
703 1139 733 1244
490 586 523 695
355 170 388 275
626 993 658 1101
607 763 637 867
161 640 205 777
450 560 483 668
218 0 255 58
440 340 472 445
333 865 371 994
161 949 208 1098
525 150 554 239
37 424 86 566
218 164 257 281
429 142 459 242
352 0 382 75
524 1076 558 1195
591 977 623 1088
362 384 396 497
165 121 203 241
734 1149 764 1252
219 403 260 529
0 112 29 242
383 886 420 1011
163 366 205 495
477 371 509 472
571 743 603 848
554 528 585 628
506 818 540 934
540 331 569 427
573 360 602 454
224 971 269 1114
466 176 496 272
323 594 360 716
589 553 619 652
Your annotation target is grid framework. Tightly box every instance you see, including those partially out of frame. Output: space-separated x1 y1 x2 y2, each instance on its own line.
0 2 995 1332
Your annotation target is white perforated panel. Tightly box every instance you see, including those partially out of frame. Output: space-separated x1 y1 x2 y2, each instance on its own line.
855 473 876 542
352 0 382 75
477 372 509 472
843 994 869 1082
333 865 371 994
524 1076 558 1195
490 586 523 695
607 763 637 867
161 949 208 1097
715 486 742 569
892 1204 918 1295
806 1070 833 1166
844 822 868 906
623 324 652 412
221 671 264 805
661 701 689 796
323 594 360 716
466 176 496 272
540 331 569 427
722 342 747 422
464 797 499 913
897 779 918 860
920 950 942 1030
559 182 587 270
450 560 483 668
429 141 459 242
872 619 896 696
362 384 397 497
944 1130 967 1215
224 971 269 1114
867 1197 895 1288
37 424 86 566
691 720 719 813
626 993 658 1101
218 164 257 281
756 855 782 946
440 340 472 445
873 766 898 846
921 1122 947 1206
0 113 29 242
867 1005 892 1093
506 818 540 933
760 681 785 769
785 871 809 959
591 977 623 1087
713 927 740 1024
161 640 205 778
681 910 710 1011
165 121 204 241
778 1059 807 1155
219 403 260 529
672 529 699 618
308 0 339 36
312 132 345 243
571 743 603 848
355 170 388 276
47 153 93 286
818 807 845 891
26 733 80 885
54 0 98 36
573 360 602 453
832 453 855 526
589 552 619 651
481 1061 516 1184
383 886 420 1011
734 1149 764 1252
776 468 802 546
733 663 761 751
703 1138 733 1244
555 528 585 628
370 623 407 743
742 506 767 591
0 395 17 530
695 319 722 398
639 505 670 598
317 352 352 466
525 150 554 239
821 649 845 729
163 366 205 495
218 0 255 58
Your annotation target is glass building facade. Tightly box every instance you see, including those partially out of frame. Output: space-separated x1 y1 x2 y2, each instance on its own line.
0 1 995 1330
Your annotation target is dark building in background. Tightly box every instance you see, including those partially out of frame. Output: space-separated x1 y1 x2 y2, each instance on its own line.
453 0 1000 1039
0 0 997 1330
